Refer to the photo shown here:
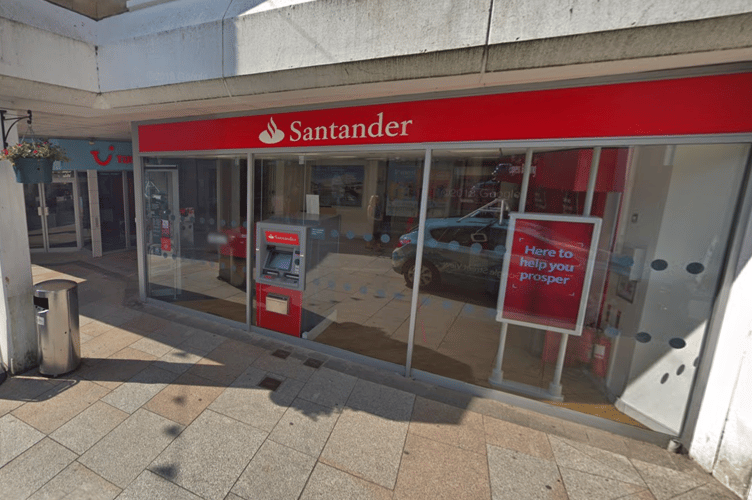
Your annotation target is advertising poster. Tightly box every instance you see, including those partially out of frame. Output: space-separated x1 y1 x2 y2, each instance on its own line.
496 214 601 335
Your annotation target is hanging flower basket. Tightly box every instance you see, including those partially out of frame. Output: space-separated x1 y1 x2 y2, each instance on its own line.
12 157 55 183
1 141 69 184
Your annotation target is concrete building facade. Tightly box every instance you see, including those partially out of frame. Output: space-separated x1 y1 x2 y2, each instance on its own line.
2 0 752 497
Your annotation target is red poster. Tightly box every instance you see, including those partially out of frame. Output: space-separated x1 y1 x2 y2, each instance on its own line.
497 215 600 335
161 237 171 252
265 231 300 245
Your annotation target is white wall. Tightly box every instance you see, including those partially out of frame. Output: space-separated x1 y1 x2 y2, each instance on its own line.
0 124 38 375
690 166 752 499
615 144 750 435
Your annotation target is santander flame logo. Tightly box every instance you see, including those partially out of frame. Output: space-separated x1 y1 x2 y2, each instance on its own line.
259 117 284 144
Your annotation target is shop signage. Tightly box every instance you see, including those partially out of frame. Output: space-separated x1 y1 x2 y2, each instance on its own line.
138 73 752 152
496 214 601 335
265 231 300 245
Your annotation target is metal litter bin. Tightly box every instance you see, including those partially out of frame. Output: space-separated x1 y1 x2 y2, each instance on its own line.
33 280 81 376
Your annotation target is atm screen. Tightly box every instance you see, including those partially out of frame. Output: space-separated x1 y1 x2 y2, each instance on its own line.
266 249 293 272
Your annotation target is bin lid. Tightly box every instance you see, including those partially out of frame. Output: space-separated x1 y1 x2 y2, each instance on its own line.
33 279 78 296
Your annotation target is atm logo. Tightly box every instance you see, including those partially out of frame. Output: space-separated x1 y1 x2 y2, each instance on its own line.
265 231 299 245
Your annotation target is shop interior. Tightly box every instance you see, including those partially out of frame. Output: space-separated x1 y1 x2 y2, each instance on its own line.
142 143 749 433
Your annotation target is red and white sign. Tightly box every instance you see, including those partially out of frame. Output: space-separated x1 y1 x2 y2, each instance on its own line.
265 231 300 245
496 214 601 335
138 73 752 152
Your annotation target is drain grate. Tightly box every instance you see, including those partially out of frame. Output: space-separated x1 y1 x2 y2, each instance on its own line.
258 377 283 391
271 349 291 359
303 358 323 369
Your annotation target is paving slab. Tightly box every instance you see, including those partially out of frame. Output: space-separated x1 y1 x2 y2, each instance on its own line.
153 347 204 374
409 396 485 454
672 483 739 499
268 397 341 457
394 433 490 500
559 467 651 500
49 401 128 454
27 461 121 500
483 415 554 460
143 372 226 426
299 462 393 500
231 440 316 500
320 407 408 489
0 414 45 468
0 438 77 500
297 367 357 409
12 379 110 434
101 365 179 414
81 329 142 361
79 408 183 488
487 444 567 500
117 471 203 500
186 339 261 385
549 435 645 487
78 347 155 390
149 409 267 500
0 374 56 417
129 336 175 358
209 367 305 432
252 351 317 382
631 458 711 500
346 378 415 421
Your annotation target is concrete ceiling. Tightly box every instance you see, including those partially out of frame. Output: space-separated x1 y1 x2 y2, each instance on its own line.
44 0 127 20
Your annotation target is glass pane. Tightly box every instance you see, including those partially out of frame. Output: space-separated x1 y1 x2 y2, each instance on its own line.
144 157 248 324
78 172 92 248
254 151 424 367
411 148 523 388
24 183 44 249
127 172 136 247
98 172 127 252
45 181 78 248
412 144 749 434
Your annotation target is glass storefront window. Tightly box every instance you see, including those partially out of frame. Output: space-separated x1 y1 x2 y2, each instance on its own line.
254 151 424 368
139 140 750 435
143 156 248 324
409 144 749 433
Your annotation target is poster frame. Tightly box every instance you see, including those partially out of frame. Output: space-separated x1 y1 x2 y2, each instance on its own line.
495 213 602 336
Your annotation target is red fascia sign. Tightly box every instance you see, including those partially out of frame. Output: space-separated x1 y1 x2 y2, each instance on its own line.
265 231 300 246
138 73 752 152
496 214 601 335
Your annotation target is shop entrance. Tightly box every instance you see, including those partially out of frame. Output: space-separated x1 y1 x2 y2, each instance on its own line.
23 172 82 251
144 167 182 298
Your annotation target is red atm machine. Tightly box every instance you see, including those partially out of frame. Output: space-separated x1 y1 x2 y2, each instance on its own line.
255 222 308 337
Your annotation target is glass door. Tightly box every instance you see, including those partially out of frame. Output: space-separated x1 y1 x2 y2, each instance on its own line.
144 167 182 298
45 179 79 249
23 178 80 251
98 172 127 252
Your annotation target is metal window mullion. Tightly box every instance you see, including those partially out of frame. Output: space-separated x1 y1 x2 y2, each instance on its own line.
405 147 433 377
247 152 254 330
132 123 147 301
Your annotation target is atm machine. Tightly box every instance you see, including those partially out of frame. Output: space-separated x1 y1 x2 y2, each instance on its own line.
255 215 340 337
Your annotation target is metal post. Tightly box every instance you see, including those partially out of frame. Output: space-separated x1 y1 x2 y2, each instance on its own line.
490 148 533 386
549 147 601 397
405 148 433 377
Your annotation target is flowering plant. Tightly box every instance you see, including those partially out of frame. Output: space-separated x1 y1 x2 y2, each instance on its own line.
0 141 69 166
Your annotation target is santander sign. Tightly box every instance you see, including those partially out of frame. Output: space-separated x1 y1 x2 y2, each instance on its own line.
259 112 413 145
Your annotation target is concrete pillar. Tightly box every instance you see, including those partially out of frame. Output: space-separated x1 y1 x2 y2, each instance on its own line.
0 122 38 375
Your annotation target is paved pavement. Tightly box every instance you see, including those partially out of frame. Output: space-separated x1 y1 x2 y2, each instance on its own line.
0 251 740 499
